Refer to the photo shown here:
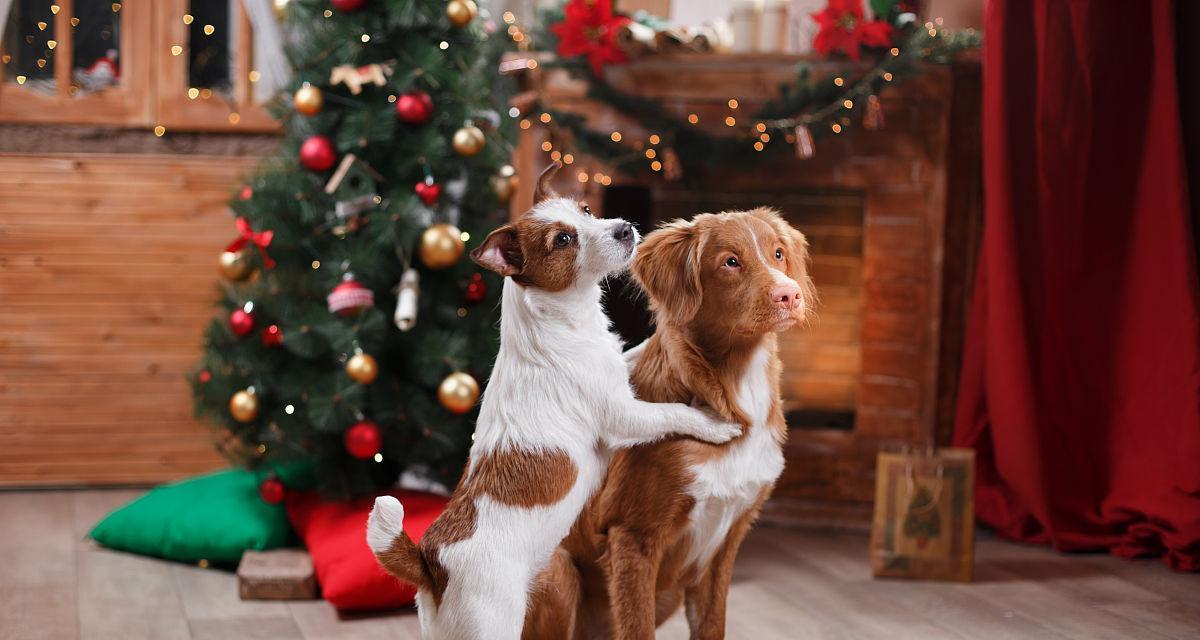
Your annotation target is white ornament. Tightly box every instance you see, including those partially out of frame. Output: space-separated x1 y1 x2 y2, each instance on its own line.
393 268 419 331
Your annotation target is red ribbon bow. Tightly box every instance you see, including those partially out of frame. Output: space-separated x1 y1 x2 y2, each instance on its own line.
226 217 275 269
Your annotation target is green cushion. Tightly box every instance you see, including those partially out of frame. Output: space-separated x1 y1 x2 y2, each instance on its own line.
89 468 293 564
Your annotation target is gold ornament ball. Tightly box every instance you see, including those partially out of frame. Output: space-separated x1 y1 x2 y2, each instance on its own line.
445 0 478 27
219 248 255 281
293 84 324 116
272 0 291 20
419 223 466 269
490 164 518 203
438 371 480 414
229 389 260 423
346 352 379 385
452 125 486 157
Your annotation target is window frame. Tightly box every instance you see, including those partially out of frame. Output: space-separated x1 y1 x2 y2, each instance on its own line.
153 0 277 132
0 0 279 132
0 0 152 125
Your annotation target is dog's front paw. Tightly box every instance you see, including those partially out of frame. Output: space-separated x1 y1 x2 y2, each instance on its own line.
686 415 743 444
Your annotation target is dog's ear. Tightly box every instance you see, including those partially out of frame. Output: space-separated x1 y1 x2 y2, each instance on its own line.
633 219 703 326
533 162 562 205
470 224 523 277
749 207 817 315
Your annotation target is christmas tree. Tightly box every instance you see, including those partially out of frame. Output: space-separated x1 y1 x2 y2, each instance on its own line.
191 0 516 499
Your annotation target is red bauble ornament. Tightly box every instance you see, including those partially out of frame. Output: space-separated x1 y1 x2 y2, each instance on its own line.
261 324 284 347
239 185 253 200
198 370 212 383
299 135 337 171
229 308 256 337
344 420 382 459
395 91 434 124
464 273 486 304
259 477 286 504
414 180 440 206
330 0 366 12
327 274 375 317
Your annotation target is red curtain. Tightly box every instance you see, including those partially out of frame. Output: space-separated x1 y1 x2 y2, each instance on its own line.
954 0 1200 570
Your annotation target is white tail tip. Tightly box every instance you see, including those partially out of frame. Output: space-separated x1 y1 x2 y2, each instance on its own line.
366 495 405 554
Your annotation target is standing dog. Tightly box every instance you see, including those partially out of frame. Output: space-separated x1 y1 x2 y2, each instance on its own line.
525 208 814 639
365 165 741 640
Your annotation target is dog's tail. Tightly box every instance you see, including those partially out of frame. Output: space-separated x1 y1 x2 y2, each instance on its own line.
367 496 427 588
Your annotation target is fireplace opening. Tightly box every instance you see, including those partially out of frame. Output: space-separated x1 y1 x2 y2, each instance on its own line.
601 185 865 432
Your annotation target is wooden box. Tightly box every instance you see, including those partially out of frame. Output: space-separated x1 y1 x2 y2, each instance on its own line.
237 549 317 600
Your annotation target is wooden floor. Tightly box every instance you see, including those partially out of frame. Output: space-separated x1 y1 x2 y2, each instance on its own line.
1 490 1197 639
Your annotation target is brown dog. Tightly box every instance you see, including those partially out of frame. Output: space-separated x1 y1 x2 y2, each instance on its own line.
524 208 815 639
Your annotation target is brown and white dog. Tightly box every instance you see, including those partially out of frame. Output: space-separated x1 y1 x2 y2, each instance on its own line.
525 208 815 640
365 166 741 640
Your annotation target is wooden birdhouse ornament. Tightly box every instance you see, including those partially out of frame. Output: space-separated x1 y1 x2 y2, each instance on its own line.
324 154 383 220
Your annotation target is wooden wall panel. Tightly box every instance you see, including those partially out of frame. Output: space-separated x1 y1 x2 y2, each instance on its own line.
0 153 260 486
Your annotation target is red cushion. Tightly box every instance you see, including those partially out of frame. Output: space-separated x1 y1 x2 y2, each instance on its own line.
287 489 447 611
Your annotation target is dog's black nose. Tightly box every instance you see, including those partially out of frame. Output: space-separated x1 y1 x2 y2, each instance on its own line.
613 223 633 242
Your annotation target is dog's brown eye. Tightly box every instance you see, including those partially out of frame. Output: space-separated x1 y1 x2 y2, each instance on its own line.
554 232 572 248
775 248 784 260
724 256 740 268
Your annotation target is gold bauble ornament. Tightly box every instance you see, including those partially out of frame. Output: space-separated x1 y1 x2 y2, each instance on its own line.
229 389 260 423
451 125 486 157
490 164 518 203
445 0 477 27
346 352 379 385
272 0 291 20
438 371 480 414
219 248 254 281
293 83 323 116
419 223 465 269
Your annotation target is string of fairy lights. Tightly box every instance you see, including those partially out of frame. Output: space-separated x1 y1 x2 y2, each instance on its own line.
497 13 979 184
7 4 974 180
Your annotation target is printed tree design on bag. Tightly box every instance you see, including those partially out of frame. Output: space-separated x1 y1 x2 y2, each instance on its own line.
902 484 941 549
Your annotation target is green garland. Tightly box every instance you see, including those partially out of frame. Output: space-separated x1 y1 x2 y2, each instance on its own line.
531 23 980 183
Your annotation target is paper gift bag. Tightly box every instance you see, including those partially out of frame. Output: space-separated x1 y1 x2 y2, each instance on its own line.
870 447 975 581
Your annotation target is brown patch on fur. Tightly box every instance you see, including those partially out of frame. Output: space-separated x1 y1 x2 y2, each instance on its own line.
509 219 581 292
470 162 600 292
473 448 579 507
470 216 582 292
373 530 424 589
406 448 579 607
525 210 812 638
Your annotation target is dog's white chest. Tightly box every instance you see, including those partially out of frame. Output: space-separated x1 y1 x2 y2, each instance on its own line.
684 347 785 569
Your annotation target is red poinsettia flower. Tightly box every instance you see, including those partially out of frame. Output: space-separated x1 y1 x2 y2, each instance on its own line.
550 0 632 77
811 0 894 61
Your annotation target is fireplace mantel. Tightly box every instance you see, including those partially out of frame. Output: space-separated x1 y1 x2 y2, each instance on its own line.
510 54 983 530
